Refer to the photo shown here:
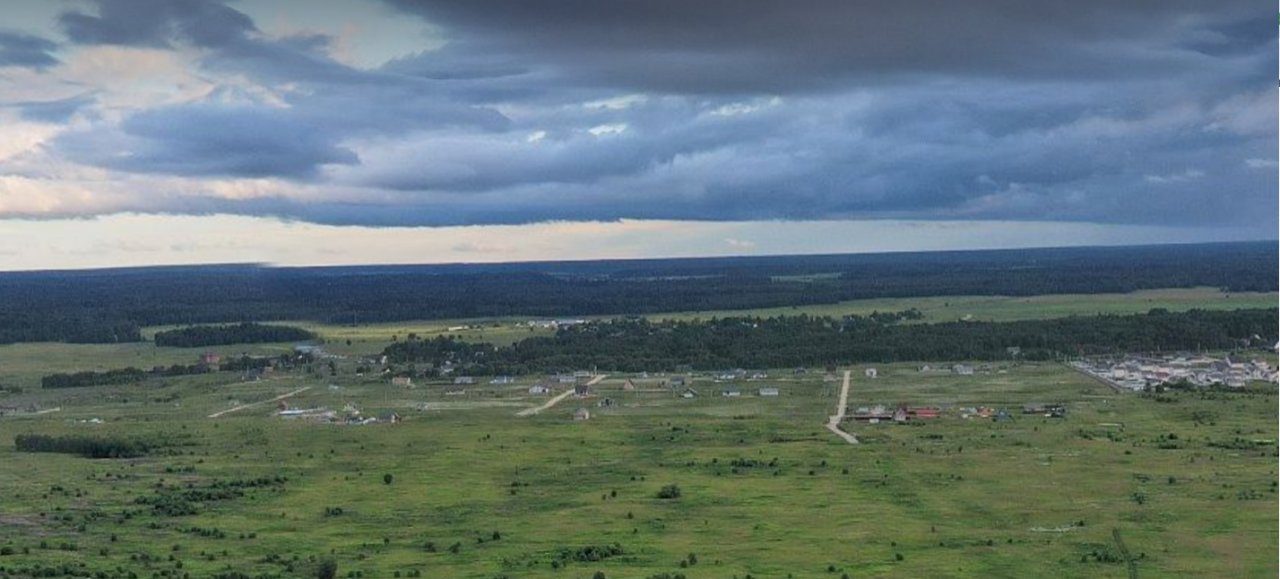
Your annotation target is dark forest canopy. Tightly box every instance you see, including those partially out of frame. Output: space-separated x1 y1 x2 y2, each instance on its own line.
383 308 1278 375
153 322 315 348
0 241 1274 345
14 434 151 459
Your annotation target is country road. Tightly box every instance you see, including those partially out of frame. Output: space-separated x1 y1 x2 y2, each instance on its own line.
208 386 312 418
516 374 608 417
825 370 858 444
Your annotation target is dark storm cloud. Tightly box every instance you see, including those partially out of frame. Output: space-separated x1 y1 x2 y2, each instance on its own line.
14 94 95 123
383 0 1266 92
19 0 1276 234
56 104 360 178
59 0 255 48
0 29 59 69
49 0 509 180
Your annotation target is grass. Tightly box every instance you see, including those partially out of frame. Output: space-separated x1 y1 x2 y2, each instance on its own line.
0 359 1275 578
650 287 1279 323
0 287 1275 577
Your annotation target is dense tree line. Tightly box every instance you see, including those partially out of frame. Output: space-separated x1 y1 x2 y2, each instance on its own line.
39 364 218 389
153 322 314 347
384 308 1278 374
40 367 149 389
0 242 1273 345
14 434 150 458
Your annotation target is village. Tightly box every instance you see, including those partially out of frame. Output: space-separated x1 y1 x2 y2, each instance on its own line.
111 345 1277 431
1070 353 1278 391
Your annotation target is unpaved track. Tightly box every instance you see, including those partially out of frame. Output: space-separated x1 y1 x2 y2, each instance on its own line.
208 386 312 418
516 374 607 417
825 370 858 444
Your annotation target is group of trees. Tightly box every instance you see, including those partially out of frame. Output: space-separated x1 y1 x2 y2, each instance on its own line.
153 322 314 348
39 352 318 390
0 242 1272 345
383 308 1278 375
40 367 150 389
39 364 216 389
14 434 149 458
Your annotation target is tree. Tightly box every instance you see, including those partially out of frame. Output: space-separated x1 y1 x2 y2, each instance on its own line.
383 473 394 485
316 559 338 579
657 484 681 499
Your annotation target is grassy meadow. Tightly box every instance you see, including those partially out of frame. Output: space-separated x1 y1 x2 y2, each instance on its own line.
0 288 1276 577
0 358 1276 578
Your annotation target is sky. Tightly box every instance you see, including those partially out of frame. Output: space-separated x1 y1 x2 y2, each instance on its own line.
0 0 1275 270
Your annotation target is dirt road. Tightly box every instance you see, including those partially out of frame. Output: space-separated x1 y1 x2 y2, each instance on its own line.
516 374 607 417
825 370 858 444
208 386 312 418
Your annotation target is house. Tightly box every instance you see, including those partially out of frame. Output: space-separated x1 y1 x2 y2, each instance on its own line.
391 376 413 387
379 412 401 424
919 364 932 372
574 408 591 421
864 368 878 379
952 364 975 376
993 408 1014 422
749 371 768 380
200 352 221 366
454 376 475 385
573 370 593 379
716 369 745 380
597 398 615 408
489 376 514 384
528 384 551 395
758 387 780 397
622 379 636 391
851 405 893 422
1022 403 1046 415
444 386 467 396
793 367 808 375
574 384 592 397
670 376 687 387
909 407 940 419
892 407 909 423
721 389 741 397
556 374 577 384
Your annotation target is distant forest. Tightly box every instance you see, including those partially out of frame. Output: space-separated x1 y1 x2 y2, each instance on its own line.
383 308 1279 374
0 241 1274 345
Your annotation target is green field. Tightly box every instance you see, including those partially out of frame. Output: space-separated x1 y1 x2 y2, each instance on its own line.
652 287 1278 323
1 359 1276 577
0 288 1276 577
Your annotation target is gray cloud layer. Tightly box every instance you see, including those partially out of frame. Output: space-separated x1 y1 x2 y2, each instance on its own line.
0 29 59 68
6 0 1275 234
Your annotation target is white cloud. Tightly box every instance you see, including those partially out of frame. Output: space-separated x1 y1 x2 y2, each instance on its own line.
587 123 628 137
583 94 647 110
1244 158 1277 169
1143 169 1205 184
